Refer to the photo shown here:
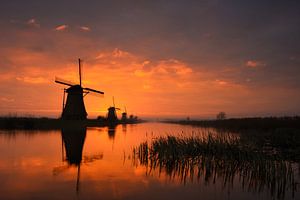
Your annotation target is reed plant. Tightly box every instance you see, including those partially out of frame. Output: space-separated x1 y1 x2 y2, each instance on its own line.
133 134 299 200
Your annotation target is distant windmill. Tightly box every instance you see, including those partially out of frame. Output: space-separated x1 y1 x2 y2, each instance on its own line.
121 106 127 122
107 96 120 123
55 59 104 120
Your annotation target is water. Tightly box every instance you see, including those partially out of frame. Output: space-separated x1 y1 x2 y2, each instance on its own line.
0 122 298 200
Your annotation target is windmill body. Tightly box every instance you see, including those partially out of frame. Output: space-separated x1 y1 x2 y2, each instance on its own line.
107 107 118 123
107 97 120 123
62 85 87 120
121 112 127 122
121 107 127 122
55 59 104 120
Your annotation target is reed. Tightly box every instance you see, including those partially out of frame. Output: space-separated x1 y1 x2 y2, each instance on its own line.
133 135 299 200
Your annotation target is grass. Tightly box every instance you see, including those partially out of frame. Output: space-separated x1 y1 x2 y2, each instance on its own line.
133 135 299 200
165 116 300 130
0 116 142 130
0 116 61 130
238 128 300 162
165 116 300 161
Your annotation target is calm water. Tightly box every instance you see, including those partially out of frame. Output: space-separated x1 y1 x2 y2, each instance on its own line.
0 122 298 200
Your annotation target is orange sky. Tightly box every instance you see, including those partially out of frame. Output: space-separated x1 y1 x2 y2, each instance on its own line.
1 41 298 119
0 1 300 119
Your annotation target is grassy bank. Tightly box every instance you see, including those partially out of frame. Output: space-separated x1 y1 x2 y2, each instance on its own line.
164 116 300 162
164 116 300 130
0 117 107 130
0 115 144 130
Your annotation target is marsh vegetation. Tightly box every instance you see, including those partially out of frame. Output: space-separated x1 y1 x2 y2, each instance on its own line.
133 133 300 199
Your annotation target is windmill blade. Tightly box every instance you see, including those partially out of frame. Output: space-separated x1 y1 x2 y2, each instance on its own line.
83 87 104 95
84 91 104 98
55 77 77 87
115 107 121 110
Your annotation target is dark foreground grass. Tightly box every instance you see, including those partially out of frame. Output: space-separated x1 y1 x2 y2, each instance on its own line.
133 135 299 200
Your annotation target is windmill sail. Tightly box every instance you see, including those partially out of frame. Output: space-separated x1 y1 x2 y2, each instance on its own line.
83 87 104 94
55 77 77 87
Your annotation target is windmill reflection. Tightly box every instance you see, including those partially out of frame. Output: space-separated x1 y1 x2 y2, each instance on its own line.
122 124 127 134
107 124 117 140
53 126 103 193
62 126 86 165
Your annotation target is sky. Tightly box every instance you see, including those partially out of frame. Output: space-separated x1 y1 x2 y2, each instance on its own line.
0 0 300 119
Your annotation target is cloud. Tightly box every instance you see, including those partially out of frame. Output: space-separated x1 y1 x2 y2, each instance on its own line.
55 24 68 31
80 26 91 31
215 79 228 85
16 76 49 84
0 97 15 103
112 48 130 58
246 60 266 68
26 18 40 27
134 59 193 77
0 15 299 118
95 48 132 59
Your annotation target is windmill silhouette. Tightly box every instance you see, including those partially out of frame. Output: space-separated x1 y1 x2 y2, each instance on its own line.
55 59 104 120
107 97 120 123
121 106 127 123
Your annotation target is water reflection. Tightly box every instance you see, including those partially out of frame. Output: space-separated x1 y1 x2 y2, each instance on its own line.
53 126 103 192
122 124 127 134
61 126 86 165
107 124 117 139
0 123 298 200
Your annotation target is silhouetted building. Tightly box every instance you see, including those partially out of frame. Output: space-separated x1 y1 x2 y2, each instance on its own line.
55 59 104 120
107 107 118 123
62 85 87 120
121 112 127 122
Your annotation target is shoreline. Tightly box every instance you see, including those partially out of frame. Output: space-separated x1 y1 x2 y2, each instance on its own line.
162 116 300 130
0 116 143 130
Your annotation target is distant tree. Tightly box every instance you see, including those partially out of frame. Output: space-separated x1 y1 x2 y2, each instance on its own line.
97 116 105 121
216 112 226 120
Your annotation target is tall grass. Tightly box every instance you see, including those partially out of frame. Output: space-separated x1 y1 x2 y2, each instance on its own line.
133 135 299 200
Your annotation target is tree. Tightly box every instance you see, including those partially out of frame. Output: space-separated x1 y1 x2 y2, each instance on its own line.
216 112 226 120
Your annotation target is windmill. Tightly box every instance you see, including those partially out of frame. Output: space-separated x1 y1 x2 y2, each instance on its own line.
107 96 120 123
55 59 104 120
121 106 127 122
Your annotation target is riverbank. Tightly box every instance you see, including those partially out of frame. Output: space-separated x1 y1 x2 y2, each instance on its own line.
163 116 300 130
0 116 143 130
